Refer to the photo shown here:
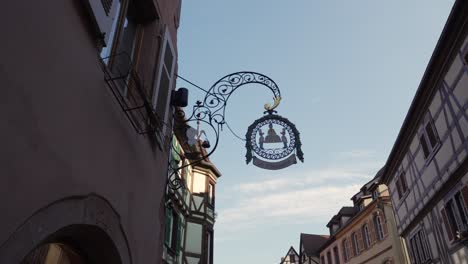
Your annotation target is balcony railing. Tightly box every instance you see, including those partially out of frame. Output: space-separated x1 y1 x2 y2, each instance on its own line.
100 52 167 146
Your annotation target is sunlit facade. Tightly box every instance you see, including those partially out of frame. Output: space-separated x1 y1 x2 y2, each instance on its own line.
381 2 468 263
163 136 221 264
319 171 409 264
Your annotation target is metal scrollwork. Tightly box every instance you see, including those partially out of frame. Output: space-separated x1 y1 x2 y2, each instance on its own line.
168 72 293 190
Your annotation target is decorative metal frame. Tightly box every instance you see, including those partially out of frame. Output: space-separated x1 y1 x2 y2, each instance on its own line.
168 71 283 190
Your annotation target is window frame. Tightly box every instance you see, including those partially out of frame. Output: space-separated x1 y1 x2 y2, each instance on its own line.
419 115 440 162
362 224 370 249
374 215 385 241
396 172 409 200
342 239 350 262
352 232 360 256
152 26 176 135
408 228 431 264
333 246 340 264
442 187 468 242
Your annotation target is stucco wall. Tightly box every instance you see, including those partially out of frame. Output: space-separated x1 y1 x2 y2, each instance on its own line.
0 0 181 263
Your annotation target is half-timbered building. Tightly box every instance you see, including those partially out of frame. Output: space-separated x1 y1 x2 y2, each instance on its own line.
381 1 468 263
163 134 221 264
280 246 300 264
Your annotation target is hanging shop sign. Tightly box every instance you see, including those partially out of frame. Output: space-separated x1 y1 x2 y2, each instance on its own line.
245 111 303 170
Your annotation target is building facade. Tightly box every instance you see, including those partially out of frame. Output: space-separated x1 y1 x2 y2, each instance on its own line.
280 246 300 264
299 233 329 264
163 134 220 264
319 172 409 264
0 0 182 263
381 1 468 263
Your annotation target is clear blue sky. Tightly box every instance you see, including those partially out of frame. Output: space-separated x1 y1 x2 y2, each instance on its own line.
176 1 454 263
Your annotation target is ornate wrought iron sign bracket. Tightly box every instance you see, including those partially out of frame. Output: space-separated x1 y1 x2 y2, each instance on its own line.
168 71 303 190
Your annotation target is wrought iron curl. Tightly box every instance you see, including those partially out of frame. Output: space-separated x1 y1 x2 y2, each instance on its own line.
168 71 283 190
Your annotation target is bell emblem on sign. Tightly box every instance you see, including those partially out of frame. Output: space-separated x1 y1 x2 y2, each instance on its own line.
264 124 282 143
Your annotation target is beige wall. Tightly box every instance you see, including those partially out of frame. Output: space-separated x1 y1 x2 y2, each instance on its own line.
320 201 409 264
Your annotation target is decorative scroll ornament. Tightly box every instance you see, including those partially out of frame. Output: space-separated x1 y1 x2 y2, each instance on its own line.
245 113 304 170
169 71 303 190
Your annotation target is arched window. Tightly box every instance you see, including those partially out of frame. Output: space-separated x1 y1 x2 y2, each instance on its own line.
362 224 370 248
374 215 384 240
342 239 350 261
352 232 360 255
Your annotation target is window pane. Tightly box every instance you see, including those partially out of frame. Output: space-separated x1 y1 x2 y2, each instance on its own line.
333 246 340 264
455 192 467 227
164 44 174 73
156 71 170 119
100 1 122 62
420 135 430 158
425 123 438 149
400 173 408 193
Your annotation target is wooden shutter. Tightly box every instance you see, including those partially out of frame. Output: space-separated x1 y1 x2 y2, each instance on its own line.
441 208 455 241
164 207 173 245
83 0 120 45
176 215 182 255
461 185 468 210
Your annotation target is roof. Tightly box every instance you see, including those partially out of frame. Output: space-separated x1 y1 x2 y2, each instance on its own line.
279 246 299 264
382 0 468 184
338 206 358 216
300 233 329 257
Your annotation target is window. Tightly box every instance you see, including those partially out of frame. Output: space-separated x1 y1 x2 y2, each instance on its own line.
289 254 296 263
342 239 350 261
362 224 370 249
419 117 439 160
100 0 122 61
372 190 379 200
164 208 182 255
152 27 176 133
333 246 340 264
321 256 325 264
441 186 468 241
326 251 332 264
395 172 409 199
207 182 215 206
83 0 121 47
352 232 360 255
374 215 385 240
409 229 431 264
206 231 213 264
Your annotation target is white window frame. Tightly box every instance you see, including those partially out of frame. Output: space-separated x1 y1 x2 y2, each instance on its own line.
352 232 360 255
152 26 176 135
363 224 370 248
375 215 384 240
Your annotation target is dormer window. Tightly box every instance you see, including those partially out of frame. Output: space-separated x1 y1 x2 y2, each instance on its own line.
372 190 379 200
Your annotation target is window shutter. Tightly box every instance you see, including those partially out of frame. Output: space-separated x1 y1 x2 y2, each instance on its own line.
164 207 173 245
441 208 455 241
461 185 468 210
83 0 120 45
176 215 182 255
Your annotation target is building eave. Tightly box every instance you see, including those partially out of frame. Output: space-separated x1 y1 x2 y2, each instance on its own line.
381 0 468 184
